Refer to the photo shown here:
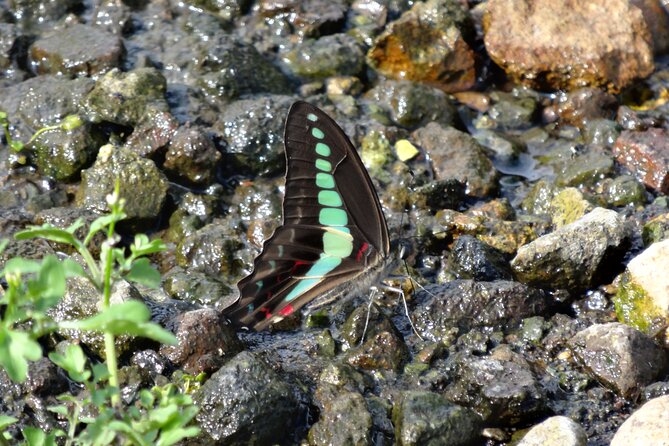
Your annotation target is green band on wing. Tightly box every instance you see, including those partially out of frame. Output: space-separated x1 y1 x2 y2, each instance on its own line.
323 231 353 257
307 113 318 122
316 173 335 189
312 127 325 139
284 255 342 301
315 158 332 172
315 143 331 156
318 190 343 207
320 207 348 226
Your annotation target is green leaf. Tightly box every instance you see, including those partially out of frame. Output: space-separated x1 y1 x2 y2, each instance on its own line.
0 326 42 382
46 405 68 416
48 344 88 383
22 427 57 446
59 301 177 345
60 115 83 131
62 258 85 278
157 427 200 446
130 235 166 257
0 238 8 255
28 256 66 302
3 257 41 275
0 415 18 430
125 258 161 288
15 225 77 246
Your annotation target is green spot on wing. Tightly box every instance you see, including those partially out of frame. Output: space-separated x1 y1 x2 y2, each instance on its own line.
312 127 325 139
323 231 353 257
315 158 332 172
315 142 331 156
318 190 342 207
316 173 335 189
320 208 348 226
307 113 318 122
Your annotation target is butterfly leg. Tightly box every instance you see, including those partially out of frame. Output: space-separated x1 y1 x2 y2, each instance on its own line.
361 286 381 345
378 282 424 341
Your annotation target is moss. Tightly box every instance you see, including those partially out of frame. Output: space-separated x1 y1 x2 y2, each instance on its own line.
613 272 667 335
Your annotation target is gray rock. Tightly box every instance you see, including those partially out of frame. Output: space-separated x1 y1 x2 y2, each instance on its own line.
569 322 668 398
610 395 669 446
195 351 305 444
308 391 372 446
517 416 587 446
392 391 482 446
282 33 365 79
163 125 221 185
450 235 513 281
511 207 629 291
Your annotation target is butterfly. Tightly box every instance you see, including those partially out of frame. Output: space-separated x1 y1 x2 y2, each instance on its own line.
225 101 397 331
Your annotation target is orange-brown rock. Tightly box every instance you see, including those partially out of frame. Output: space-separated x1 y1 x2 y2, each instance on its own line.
613 128 669 193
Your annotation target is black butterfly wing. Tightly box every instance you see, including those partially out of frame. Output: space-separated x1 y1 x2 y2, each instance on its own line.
227 101 390 331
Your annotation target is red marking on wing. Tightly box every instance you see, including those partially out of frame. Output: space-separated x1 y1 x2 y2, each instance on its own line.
356 242 370 262
260 307 272 319
290 260 309 275
278 304 294 316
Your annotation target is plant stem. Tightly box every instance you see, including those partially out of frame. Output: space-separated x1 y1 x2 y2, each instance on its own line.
104 332 119 406
103 197 120 406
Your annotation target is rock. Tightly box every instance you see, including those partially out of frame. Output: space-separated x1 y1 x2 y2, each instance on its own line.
511 208 628 291
163 126 221 185
554 151 614 188
122 109 179 158
34 206 106 258
410 179 466 212
29 23 123 77
24 358 68 397
76 145 169 224
412 123 499 198
8 0 81 29
84 68 168 127
450 235 512 281
412 280 549 341
642 212 669 245
569 323 668 398
365 79 456 129
367 0 476 93
552 88 619 128
483 0 654 92
631 0 669 55
392 391 482 446
610 395 669 446
613 239 669 334
445 355 546 424
517 416 587 446
487 91 538 129
184 0 251 23
345 330 410 372
613 128 669 194
159 308 242 374
175 222 244 279
258 0 348 37
195 351 304 444
163 267 235 309
282 33 365 79
548 188 594 228
602 175 647 207
308 391 372 446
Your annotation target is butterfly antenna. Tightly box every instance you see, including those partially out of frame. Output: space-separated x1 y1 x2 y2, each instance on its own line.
360 295 375 345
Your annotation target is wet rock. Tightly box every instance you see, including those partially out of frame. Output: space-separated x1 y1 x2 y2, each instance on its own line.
392 391 482 446
517 416 587 446
511 208 629 291
29 23 123 77
367 0 475 93
195 351 304 444
445 354 546 424
48 277 144 357
185 0 251 23
163 267 235 309
345 329 410 372
410 179 466 212
215 95 295 176
602 175 647 207
484 0 653 92
642 212 669 245
176 221 244 282
122 109 179 158
163 126 221 185
548 188 594 228
412 123 499 198
308 391 372 446
554 151 614 187
582 118 620 146
614 239 669 334
164 191 221 243
569 323 668 398
631 0 669 55
130 349 166 377
339 303 399 350
487 91 537 130
29 123 100 182
259 0 348 37
282 33 365 79
613 128 669 194
610 395 669 446
84 68 168 127
76 145 168 223
35 206 106 257
450 235 512 281
552 88 619 128
159 308 242 375
365 79 456 129
0 76 94 142
412 280 549 341
92 0 133 35
9 0 82 30
0 23 24 69
24 358 68 397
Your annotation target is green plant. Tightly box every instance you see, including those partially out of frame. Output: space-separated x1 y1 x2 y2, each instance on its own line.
0 111 82 153
0 182 200 445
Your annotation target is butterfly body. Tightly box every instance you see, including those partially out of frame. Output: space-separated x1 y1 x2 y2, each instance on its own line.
226 101 392 331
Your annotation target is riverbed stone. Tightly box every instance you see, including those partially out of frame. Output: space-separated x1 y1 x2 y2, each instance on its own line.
613 128 669 194
517 416 587 446
610 395 669 446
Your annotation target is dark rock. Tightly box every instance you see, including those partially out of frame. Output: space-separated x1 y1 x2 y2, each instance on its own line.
631 0 669 55
511 208 629 291
84 68 168 127
412 123 499 198
554 151 614 187
195 351 305 444
122 109 178 158
130 349 166 377
613 128 669 194
484 0 653 92
308 391 372 446
163 267 235 309
9 0 82 29
258 0 348 37
392 391 482 446
345 329 410 372
412 280 549 341
487 91 538 129
92 0 133 35
410 179 466 212
175 221 244 279
602 175 647 207
76 145 169 223
553 88 619 128
282 33 365 79
365 79 456 129
159 308 242 374
367 0 475 93
163 125 221 185
184 0 251 23
29 24 124 77
450 235 512 281
569 323 669 398
24 358 68 397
